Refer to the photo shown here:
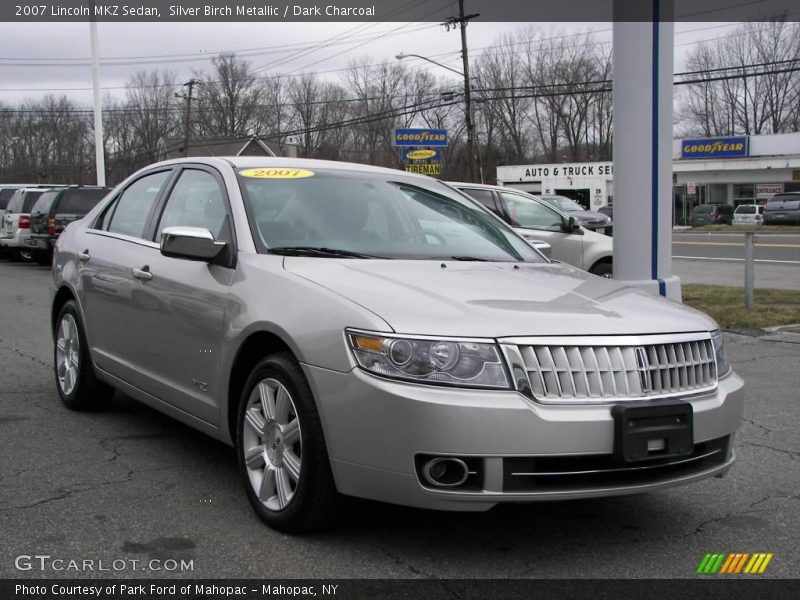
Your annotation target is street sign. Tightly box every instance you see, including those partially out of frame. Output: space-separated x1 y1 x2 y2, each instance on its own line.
687 182 696 195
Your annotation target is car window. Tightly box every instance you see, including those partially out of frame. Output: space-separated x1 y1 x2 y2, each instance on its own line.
106 171 171 239
5 190 24 213
541 195 584 212
155 169 228 240
498 192 564 231
695 205 713 214
58 189 110 214
458 188 497 212
767 195 800 210
31 191 59 214
0 188 17 210
736 205 756 214
21 191 46 213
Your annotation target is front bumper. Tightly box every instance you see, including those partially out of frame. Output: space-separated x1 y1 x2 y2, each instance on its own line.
304 364 744 511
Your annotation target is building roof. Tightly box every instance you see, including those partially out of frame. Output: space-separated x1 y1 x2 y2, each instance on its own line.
159 136 281 160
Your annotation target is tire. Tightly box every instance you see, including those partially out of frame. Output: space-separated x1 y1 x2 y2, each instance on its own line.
35 249 52 266
9 248 31 262
589 261 613 278
54 300 114 410
236 353 338 533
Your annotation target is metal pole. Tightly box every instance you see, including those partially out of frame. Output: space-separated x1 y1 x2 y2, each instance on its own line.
89 15 105 186
744 231 755 309
458 0 478 183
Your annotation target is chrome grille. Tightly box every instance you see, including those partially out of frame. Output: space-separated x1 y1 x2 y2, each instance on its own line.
503 335 717 403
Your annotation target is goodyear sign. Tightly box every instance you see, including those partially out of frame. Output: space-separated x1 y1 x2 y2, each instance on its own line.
681 136 748 159
393 128 448 147
402 148 442 162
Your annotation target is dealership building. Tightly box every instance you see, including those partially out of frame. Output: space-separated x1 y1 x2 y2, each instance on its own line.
496 132 800 224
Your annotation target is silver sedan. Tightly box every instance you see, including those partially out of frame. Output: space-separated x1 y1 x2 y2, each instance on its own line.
52 157 744 532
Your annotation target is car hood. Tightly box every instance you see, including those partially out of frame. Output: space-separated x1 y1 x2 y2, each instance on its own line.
283 258 716 338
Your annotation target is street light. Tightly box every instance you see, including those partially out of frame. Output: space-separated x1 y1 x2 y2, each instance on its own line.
396 52 479 182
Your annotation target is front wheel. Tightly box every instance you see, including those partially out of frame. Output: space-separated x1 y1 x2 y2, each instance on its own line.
589 261 613 278
54 300 114 410
236 353 338 533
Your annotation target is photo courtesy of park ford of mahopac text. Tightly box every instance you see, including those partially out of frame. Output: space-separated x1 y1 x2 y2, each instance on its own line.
0 0 799 599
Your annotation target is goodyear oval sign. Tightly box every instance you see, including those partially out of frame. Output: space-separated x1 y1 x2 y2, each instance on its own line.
405 149 438 161
239 168 315 179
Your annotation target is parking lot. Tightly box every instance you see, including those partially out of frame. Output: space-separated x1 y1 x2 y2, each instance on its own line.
0 260 798 579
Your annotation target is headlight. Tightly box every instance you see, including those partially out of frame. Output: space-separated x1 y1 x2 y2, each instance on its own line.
711 330 731 377
347 330 510 389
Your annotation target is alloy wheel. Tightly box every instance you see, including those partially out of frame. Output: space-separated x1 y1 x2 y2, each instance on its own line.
242 378 303 511
55 314 80 395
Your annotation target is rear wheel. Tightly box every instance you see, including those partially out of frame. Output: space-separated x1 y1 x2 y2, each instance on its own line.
10 248 33 262
236 353 338 533
54 300 114 410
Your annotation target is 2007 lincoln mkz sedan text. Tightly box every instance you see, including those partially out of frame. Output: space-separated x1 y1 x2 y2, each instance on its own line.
51 157 744 532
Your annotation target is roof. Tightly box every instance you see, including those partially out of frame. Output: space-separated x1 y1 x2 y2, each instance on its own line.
152 156 430 180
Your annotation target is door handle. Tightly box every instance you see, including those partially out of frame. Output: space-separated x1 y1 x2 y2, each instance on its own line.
132 266 153 281
77 249 90 262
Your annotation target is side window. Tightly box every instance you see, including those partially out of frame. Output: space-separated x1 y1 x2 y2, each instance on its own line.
460 188 498 214
106 171 171 238
499 192 564 232
155 169 228 240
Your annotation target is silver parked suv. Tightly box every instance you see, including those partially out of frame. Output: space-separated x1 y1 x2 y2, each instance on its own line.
52 158 744 532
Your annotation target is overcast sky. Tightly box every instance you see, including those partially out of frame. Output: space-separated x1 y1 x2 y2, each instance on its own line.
0 20 741 107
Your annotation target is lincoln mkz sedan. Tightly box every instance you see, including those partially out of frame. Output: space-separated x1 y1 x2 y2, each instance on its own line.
52 158 744 532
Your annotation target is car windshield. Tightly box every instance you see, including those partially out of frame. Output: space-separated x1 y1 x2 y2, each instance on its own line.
237 168 544 262
541 195 585 212
695 205 714 213
736 205 756 214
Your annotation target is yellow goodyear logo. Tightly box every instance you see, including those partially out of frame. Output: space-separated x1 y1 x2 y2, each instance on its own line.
406 149 438 161
239 168 315 179
696 552 774 575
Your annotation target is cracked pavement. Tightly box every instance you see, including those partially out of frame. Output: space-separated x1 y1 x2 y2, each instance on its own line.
0 261 797 579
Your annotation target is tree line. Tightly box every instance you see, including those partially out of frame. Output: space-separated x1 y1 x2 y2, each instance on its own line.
0 21 797 186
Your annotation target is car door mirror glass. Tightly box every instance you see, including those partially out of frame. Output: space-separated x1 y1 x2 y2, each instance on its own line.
160 226 226 262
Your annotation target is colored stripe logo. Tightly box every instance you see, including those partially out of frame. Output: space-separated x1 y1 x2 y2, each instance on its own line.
697 552 773 574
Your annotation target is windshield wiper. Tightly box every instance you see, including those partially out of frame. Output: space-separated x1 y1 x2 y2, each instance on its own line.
445 256 498 262
266 246 382 259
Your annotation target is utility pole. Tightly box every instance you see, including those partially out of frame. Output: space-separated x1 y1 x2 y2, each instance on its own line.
176 79 201 157
446 0 479 182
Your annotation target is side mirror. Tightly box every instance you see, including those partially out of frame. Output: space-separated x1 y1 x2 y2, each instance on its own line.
160 226 226 262
561 216 581 233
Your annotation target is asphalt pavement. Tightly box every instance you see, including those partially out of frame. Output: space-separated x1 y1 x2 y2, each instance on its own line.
0 261 798 579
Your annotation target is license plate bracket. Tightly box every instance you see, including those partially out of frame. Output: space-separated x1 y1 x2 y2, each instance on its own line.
612 401 693 463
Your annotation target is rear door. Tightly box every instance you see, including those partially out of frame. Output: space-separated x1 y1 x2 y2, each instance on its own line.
79 169 174 384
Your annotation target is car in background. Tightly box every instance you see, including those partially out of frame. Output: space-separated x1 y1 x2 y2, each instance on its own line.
535 194 613 235
763 193 800 225
732 204 765 227
0 187 53 261
0 185 30 213
450 182 614 277
30 185 111 264
690 203 734 226
52 157 743 533
598 205 613 220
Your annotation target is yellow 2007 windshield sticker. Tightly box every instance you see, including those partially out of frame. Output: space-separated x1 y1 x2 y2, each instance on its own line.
239 168 315 179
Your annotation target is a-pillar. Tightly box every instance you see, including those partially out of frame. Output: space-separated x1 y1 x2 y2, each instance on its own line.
612 2 681 300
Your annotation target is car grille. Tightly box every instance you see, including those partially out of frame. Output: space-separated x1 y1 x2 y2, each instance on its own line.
501 334 717 403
